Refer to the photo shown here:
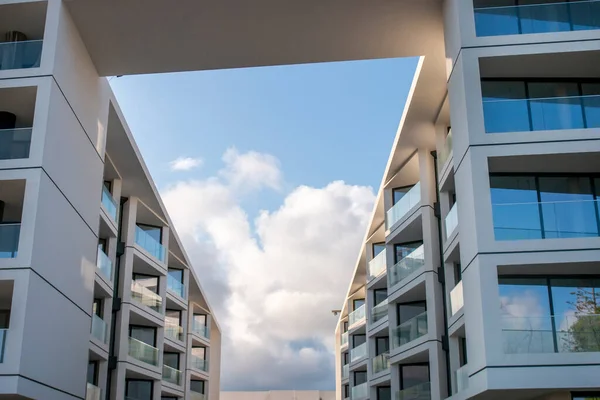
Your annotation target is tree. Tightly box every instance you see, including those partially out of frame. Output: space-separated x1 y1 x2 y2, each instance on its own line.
565 287 600 352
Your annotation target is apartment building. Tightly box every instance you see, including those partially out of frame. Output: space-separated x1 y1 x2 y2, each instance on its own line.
335 2 600 400
0 1 221 399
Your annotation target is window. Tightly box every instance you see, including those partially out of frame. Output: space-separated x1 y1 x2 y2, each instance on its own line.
374 289 387 306
354 371 367 385
163 352 179 369
499 276 600 353
192 346 206 360
490 174 600 240
377 386 391 400
352 334 366 347
573 393 600 400
353 299 365 310
343 321 348 332
166 310 181 327
372 243 385 257
394 242 423 264
459 337 468 367
193 314 207 326
399 364 429 390
376 337 389 355
190 380 205 394
92 299 102 318
343 352 349 365
132 274 159 294
103 181 112 193
98 239 107 254
343 385 350 399
454 263 462 284
129 326 156 347
392 185 414 205
87 361 98 385
397 302 427 325
161 397 178 400
136 224 161 243
0 310 9 329
126 379 153 400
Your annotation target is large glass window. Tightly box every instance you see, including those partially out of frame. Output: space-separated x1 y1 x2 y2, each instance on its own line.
354 371 367 385
87 361 97 385
399 364 429 390
474 0 600 37
491 174 600 240
499 276 600 353
482 80 600 133
394 242 423 264
190 380 205 394
373 243 385 257
166 310 181 327
353 334 366 347
192 346 206 360
353 299 365 310
393 186 413 205
377 386 391 400
132 274 159 294
129 326 156 347
126 379 153 400
136 224 161 243
374 289 387 306
163 352 179 369
376 337 389 355
397 302 427 325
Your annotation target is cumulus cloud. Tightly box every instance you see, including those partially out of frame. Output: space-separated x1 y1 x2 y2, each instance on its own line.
169 156 203 171
162 149 375 390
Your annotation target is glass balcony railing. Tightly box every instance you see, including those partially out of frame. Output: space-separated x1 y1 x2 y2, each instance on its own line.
368 249 387 280
454 364 469 393
492 199 600 240
96 249 113 281
348 304 366 328
163 364 182 386
372 352 390 374
0 40 43 70
191 354 209 372
350 342 368 363
0 128 32 160
445 203 458 239
165 323 184 342
131 282 163 313
341 331 348 347
450 281 464 316
392 311 428 349
135 225 165 262
101 186 118 221
474 0 600 37
351 382 368 400
396 382 431 400
342 364 349 379
167 274 185 298
372 299 389 323
0 223 20 258
502 314 600 354
128 336 159 366
192 321 210 339
483 94 600 134
190 392 206 400
91 314 108 344
0 329 6 363
389 244 425 287
386 182 421 229
85 383 102 400
438 129 453 172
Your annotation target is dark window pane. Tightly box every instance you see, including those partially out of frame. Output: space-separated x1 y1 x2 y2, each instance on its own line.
190 380 205 394
397 302 426 325
126 380 152 400
400 364 429 389
87 361 97 385
133 274 159 294
165 310 181 326
376 337 389 355
490 176 541 240
374 289 388 306
528 82 584 131
168 269 183 283
373 243 385 257
353 299 365 310
130 326 156 347
482 81 530 133
394 242 423 263
354 371 367 385
377 386 391 400
581 84 600 128
163 352 179 369
353 334 366 347
192 347 206 359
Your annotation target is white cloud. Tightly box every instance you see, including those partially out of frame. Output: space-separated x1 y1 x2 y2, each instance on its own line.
162 149 375 390
169 156 203 171
221 147 283 191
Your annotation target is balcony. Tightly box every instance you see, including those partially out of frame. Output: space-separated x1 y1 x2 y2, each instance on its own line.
167 274 185 298
342 364 349 379
351 382 368 400
91 314 108 344
192 321 210 339
85 383 101 400
368 249 387 281
454 364 469 393
450 281 464 316
396 382 431 400
0 127 31 160
0 40 43 70
190 392 206 400
474 0 600 37
191 354 209 372
386 182 421 229
492 198 600 240
131 281 163 314
348 304 366 329
372 352 390 374
163 364 182 386
392 312 428 349
388 244 425 287
135 225 165 262
128 336 159 366
502 314 600 354
438 129 453 172
96 249 113 282
101 186 118 221
0 223 20 258
0 329 5 362
372 299 388 323
165 323 183 342
350 342 367 363
445 203 458 239
483 93 600 134
341 331 348 347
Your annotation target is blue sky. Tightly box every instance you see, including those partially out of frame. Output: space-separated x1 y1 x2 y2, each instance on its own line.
110 57 418 390
111 57 418 215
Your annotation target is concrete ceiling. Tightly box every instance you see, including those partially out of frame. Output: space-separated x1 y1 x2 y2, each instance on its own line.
64 0 443 76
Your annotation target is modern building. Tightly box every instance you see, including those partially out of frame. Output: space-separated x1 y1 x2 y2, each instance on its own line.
334 2 600 400
0 1 221 400
221 391 335 400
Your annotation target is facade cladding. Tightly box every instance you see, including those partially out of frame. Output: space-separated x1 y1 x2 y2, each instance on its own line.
335 1 600 400
0 1 221 399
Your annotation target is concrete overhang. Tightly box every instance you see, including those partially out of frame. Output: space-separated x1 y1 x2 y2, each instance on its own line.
64 0 444 76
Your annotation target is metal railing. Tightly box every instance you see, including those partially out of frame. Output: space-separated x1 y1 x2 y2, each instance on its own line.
162 364 182 386
128 336 159 366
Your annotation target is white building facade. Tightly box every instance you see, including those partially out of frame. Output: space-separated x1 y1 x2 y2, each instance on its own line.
335 2 600 400
0 1 221 400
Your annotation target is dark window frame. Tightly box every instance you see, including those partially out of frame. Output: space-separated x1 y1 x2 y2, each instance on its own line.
399 363 430 390
396 301 427 326
128 325 157 347
391 184 418 205
125 379 154 400
393 241 424 264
